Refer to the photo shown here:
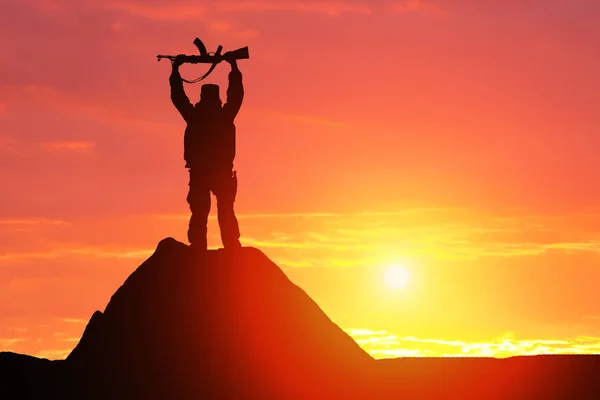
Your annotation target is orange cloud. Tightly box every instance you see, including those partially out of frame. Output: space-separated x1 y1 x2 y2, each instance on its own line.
2 208 600 359
346 329 600 359
0 338 26 346
152 208 600 264
155 212 343 220
61 318 87 324
0 247 153 262
0 218 67 226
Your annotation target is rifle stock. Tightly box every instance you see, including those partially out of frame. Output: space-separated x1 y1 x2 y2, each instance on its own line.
224 46 249 61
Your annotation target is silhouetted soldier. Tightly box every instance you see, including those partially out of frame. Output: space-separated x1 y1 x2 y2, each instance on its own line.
170 55 243 251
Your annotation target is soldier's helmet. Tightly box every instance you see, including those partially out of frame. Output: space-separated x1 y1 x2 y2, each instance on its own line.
201 84 220 102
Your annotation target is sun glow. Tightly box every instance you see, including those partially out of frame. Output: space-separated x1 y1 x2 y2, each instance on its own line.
385 266 409 289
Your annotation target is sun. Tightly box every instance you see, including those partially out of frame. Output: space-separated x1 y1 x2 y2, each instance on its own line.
385 266 409 289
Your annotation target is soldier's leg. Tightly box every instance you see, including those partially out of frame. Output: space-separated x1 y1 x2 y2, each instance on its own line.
214 170 241 249
187 169 211 250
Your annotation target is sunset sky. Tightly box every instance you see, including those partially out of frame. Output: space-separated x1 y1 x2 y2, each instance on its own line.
2 0 600 359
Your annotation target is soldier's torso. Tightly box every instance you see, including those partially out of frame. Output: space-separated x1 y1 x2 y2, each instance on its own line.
184 106 236 170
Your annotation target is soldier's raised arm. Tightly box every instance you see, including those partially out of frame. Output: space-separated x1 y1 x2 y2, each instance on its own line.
169 55 194 122
223 59 244 121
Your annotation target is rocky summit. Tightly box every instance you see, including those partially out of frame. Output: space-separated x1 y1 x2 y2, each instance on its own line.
2 238 372 399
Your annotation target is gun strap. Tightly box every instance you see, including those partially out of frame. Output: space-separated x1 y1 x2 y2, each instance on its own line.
182 45 224 84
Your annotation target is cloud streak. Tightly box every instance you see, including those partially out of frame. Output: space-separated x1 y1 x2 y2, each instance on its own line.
0 247 153 262
347 329 600 358
3 84 179 136
390 0 444 14
42 141 96 152
0 218 67 226
5 327 599 361
95 0 450 20
104 1 206 21
214 0 373 15
5 207 600 265
101 0 375 19
222 208 600 264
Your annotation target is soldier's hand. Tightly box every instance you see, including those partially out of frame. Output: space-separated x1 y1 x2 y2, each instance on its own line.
225 57 238 70
172 54 186 68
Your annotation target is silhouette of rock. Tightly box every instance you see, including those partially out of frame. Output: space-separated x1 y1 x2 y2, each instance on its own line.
67 238 373 398
3 238 600 399
2 238 372 399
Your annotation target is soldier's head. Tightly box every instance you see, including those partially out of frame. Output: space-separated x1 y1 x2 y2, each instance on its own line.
200 84 222 106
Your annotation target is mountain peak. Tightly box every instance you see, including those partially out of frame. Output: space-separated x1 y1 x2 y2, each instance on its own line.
65 238 372 398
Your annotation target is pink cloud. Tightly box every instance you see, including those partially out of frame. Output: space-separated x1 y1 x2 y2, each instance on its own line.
4 84 178 135
42 141 96 153
214 0 373 15
390 0 444 14
98 0 374 19
104 1 206 21
0 135 15 147
208 21 232 32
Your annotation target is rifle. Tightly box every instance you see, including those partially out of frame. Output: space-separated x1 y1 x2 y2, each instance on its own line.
157 38 249 83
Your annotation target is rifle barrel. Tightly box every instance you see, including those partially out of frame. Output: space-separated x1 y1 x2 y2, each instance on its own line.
156 47 249 63
157 54 219 63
